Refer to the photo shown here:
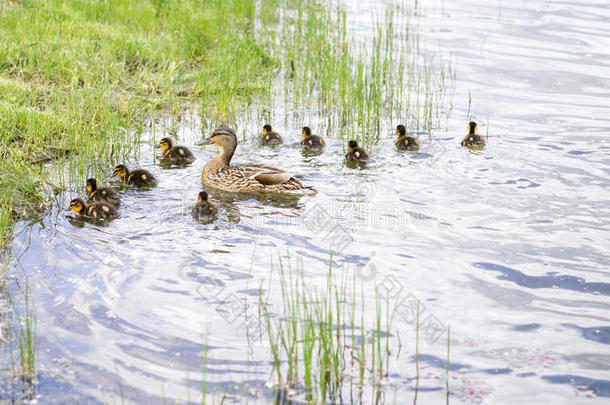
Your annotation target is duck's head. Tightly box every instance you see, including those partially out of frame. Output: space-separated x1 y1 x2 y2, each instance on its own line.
202 127 237 150
347 140 359 151
86 178 97 193
69 198 86 214
263 124 272 135
113 164 129 179
468 121 477 134
159 137 173 154
197 191 210 203
396 124 406 137
302 126 312 138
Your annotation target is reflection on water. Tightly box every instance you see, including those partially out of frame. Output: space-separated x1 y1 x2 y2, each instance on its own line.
2 0 610 403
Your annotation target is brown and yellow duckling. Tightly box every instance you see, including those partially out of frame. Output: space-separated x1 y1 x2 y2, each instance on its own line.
300 126 325 150
113 164 157 187
345 140 370 162
192 191 218 220
69 198 118 220
86 178 120 207
158 137 195 163
202 127 312 193
261 124 283 146
461 121 486 149
395 124 420 151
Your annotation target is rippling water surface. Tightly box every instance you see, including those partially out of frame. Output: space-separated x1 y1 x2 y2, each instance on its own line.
2 0 610 403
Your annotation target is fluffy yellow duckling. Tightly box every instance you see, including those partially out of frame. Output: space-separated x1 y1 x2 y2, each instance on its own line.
345 140 370 162
192 191 218 220
69 198 118 220
300 126 325 150
113 164 157 187
261 124 283 146
395 124 420 151
86 178 120 207
159 137 195 163
460 121 486 149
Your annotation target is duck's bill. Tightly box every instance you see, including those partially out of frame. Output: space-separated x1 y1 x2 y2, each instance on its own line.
201 138 213 145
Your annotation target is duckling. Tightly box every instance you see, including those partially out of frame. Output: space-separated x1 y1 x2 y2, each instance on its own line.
261 124 283 146
300 126 325 150
202 127 312 193
69 198 118 220
86 178 120 207
461 121 486 149
158 137 195 163
395 124 420 151
113 164 157 187
192 191 218 220
345 140 370 162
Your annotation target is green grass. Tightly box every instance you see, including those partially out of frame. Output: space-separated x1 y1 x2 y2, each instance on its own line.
260 255 395 403
0 0 277 249
261 0 454 148
3 278 37 397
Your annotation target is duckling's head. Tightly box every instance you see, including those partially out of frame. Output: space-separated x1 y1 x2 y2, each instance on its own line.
69 198 86 214
113 164 129 179
86 178 98 193
302 126 312 138
468 121 477 134
203 127 237 151
263 124 272 135
159 137 173 153
197 191 210 203
348 140 359 151
396 124 406 137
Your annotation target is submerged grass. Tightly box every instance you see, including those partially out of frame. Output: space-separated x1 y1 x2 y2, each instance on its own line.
261 255 396 404
0 0 277 250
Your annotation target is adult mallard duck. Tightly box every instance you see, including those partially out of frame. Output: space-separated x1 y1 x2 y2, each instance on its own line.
192 191 218 220
201 127 312 193
461 121 486 149
301 126 325 150
86 178 120 207
345 140 370 162
113 164 157 187
69 198 118 220
158 137 195 163
395 124 420 151
261 124 283 146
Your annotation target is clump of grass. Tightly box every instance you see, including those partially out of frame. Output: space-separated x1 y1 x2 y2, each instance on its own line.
263 0 454 148
2 278 37 399
260 255 395 403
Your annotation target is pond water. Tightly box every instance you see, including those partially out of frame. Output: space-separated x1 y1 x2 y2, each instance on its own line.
2 0 610 403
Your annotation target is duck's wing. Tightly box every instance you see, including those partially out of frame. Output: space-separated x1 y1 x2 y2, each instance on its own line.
234 163 304 186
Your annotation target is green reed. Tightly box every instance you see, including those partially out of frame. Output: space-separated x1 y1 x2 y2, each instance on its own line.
262 0 454 148
261 255 395 404
3 278 37 392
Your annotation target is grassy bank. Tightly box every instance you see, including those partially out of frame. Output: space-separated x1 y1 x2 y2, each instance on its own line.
0 0 275 250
